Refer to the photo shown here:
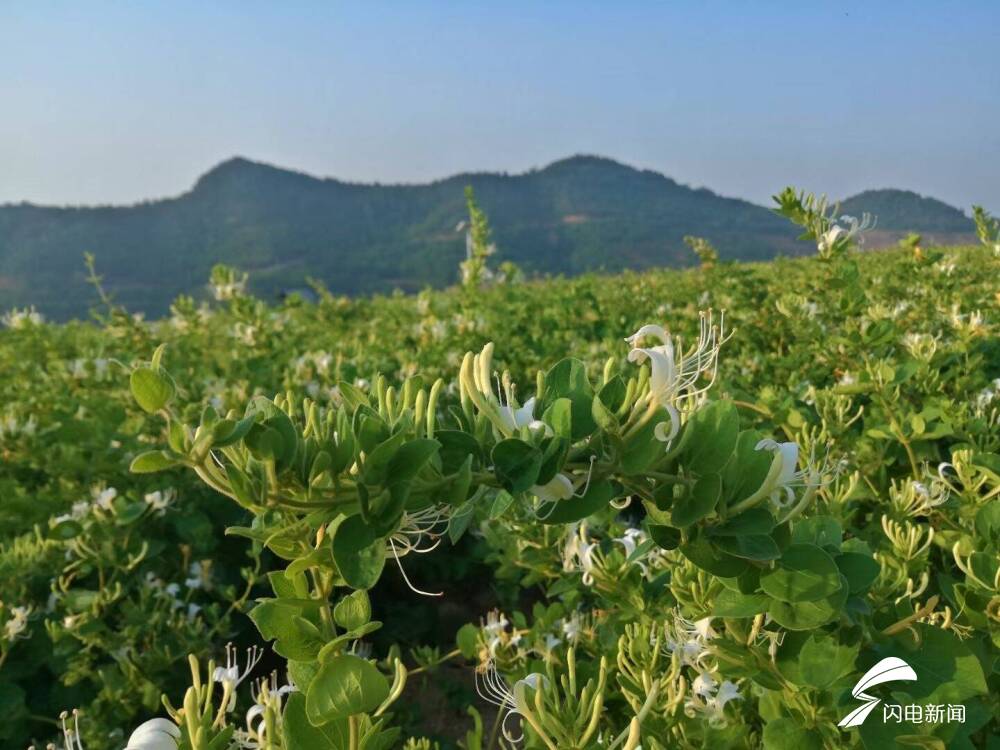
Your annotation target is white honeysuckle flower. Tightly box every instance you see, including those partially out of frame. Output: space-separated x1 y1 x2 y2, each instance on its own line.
2 306 44 329
817 224 847 255
4 604 31 641
498 396 550 435
817 213 875 255
475 661 548 744
57 709 85 750
615 527 646 558
185 561 210 590
144 489 174 513
91 486 118 511
692 671 718 698
664 610 716 668
561 612 583 641
53 500 91 525
531 473 574 502
975 378 1000 410
715 680 743 709
754 439 806 507
461 343 557 440
213 643 264 711
562 523 600 585
240 672 299 749
483 610 511 655
683 680 743 728
626 312 728 447
243 704 267 748
612 527 667 579
125 718 181 750
691 617 717 642
386 505 450 597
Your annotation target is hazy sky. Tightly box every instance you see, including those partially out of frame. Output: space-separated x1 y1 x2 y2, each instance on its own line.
1 2 998 210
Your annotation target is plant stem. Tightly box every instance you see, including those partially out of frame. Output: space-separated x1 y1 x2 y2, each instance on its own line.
348 715 360 750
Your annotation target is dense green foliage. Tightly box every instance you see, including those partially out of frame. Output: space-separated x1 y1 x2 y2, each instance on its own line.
0 156 974 320
0 227 997 748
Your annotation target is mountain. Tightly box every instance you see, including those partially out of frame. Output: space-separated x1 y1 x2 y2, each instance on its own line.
838 189 973 232
0 156 975 320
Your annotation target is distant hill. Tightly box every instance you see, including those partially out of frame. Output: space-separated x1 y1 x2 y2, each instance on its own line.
0 156 976 319
838 189 973 232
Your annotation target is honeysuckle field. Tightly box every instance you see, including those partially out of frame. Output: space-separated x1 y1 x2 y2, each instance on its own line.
1 196 998 750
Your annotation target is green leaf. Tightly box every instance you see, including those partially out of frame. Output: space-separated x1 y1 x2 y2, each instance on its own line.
248 600 324 660
491 439 542 493
874 624 988 705
722 429 773 504
331 515 386 590
212 415 255 447
761 718 823 750
621 406 669 474
540 358 596 439
683 401 740 474
361 432 406 486
536 480 614 524
647 523 681 550
244 423 287 463
130 366 174 413
798 635 858 689
387 438 439 485
337 381 371 412
713 590 769 618
129 450 180 473
835 552 880 594
435 430 483 474
671 473 721 527
284 692 349 749
714 533 781 561
535 436 569 485
767 576 848 630
680 536 750 577
51 519 83 540
456 623 479 659
708 507 775 537
447 496 477 544
333 590 371 631
791 516 842 551
542 398 573 439
225 464 260 508
489 490 516 519
974 501 1000 549
305 654 390 726
761 544 843 602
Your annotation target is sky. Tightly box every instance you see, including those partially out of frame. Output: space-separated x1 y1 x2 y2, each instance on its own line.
1 2 998 211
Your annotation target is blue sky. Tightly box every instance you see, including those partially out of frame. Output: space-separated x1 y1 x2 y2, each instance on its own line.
1 1 997 210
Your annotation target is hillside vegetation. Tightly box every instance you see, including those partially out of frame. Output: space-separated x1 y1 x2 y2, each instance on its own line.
0 156 975 319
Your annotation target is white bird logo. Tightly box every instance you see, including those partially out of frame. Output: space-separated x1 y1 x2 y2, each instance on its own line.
838 657 918 728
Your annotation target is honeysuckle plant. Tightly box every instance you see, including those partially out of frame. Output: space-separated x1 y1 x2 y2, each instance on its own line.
113 276 994 748
5 194 998 748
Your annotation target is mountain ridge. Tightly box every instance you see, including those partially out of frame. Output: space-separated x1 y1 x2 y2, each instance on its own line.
0 155 976 320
